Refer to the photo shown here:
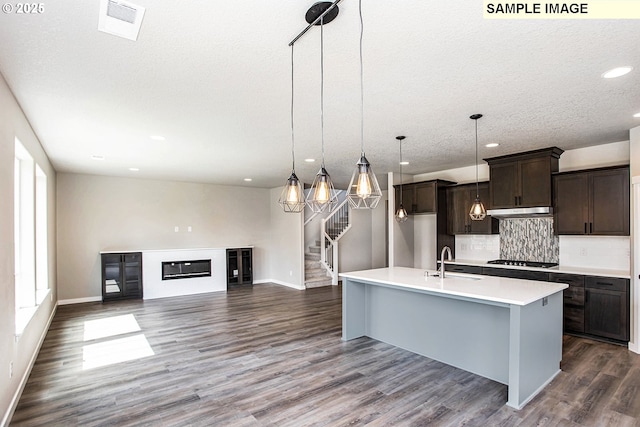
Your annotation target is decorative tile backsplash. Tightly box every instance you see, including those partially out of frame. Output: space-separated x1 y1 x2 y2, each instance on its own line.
499 218 559 262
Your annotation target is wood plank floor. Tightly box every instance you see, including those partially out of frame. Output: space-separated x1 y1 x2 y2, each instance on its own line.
10 284 640 426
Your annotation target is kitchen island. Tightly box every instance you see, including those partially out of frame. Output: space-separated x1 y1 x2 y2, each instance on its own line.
339 267 568 409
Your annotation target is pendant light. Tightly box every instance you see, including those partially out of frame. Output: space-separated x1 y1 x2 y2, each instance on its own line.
346 0 382 209
307 16 338 213
469 114 487 221
395 136 408 223
278 44 305 213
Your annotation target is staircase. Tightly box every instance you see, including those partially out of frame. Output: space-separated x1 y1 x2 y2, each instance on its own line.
304 241 333 288
303 196 352 289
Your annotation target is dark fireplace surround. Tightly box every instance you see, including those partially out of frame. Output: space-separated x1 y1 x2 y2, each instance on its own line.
162 259 211 280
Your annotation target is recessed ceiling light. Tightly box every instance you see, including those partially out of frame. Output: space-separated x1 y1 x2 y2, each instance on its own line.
91 155 105 160
634 112 640 118
150 135 165 141
485 143 499 148
399 161 409 165
602 66 633 79
244 178 252 182
129 167 139 171
304 158 315 163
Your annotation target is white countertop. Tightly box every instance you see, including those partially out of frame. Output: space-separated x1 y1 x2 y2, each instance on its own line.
339 267 567 306
442 259 630 279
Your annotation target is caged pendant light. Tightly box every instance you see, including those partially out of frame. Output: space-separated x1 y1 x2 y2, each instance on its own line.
278 44 305 213
346 0 382 209
469 114 487 221
394 136 408 223
307 15 338 213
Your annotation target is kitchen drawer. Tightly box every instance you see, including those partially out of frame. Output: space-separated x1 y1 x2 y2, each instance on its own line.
444 264 483 275
562 286 585 306
482 267 549 282
548 273 585 305
585 276 628 292
564 306 585 333
548 273 585 288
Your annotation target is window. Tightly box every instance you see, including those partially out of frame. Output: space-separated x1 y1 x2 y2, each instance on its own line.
14 138 49 335
36 165 48 299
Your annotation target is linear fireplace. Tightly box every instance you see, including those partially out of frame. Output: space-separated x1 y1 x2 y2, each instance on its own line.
162 259 211 280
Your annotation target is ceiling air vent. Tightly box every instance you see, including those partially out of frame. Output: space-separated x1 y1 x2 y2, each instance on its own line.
98 0 145 41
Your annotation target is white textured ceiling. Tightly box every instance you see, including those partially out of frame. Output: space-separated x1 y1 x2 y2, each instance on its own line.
0 1 639 189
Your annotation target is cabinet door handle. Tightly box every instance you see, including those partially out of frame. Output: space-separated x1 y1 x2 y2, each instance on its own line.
585 290 588 303
590 223 593 233
595 282 613 286
584 223 587 234
515 196 518 206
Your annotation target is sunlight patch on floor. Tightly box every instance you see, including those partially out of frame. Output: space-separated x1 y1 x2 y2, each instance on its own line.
83 313 141 341
82 334 154 370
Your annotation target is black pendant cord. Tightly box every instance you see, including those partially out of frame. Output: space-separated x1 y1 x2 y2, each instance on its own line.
475 118 479 198
290 44 296 173
399 139 403 204
320 17 326 169
359 0 364 156
396 136 405 205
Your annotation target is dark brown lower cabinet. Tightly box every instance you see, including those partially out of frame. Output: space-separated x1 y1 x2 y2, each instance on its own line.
585 276 629 342
548 273 585 334
481 267 549 282
442 264 483 275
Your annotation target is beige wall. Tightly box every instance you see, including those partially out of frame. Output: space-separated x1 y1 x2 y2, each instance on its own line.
268 187 304 288
56 173 272 301
0 73 57 425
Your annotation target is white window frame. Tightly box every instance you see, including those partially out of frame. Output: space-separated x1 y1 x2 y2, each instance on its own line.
14 138 50 336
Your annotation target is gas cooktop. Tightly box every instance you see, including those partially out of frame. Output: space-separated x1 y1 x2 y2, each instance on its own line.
487 259 559 268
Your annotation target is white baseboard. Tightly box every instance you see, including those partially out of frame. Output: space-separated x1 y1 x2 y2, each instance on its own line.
2 304 57 427
629 342 639 354
58 296 102 305
255 279 305 290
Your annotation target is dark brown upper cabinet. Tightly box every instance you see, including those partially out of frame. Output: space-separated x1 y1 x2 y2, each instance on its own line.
446 182 498 235
485 147 563 209
394 179 456 215
553 166 630 236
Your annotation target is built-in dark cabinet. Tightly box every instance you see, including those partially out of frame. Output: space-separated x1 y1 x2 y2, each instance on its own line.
227 248 253 286
585 276 629 342
553 166 630 236
481 267 549 282
485 147 563 209
446 182 498 235
549 273 585 334
101 252 142 301
441 264 483 275
394 179 456 215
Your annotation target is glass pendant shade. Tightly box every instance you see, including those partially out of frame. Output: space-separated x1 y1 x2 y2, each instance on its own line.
347 155 382 209
395 203 408 223
308 167 338 213
469 197 486 221
278 172 305 212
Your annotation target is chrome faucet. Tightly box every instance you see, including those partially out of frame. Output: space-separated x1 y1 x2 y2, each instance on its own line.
440 246 452 278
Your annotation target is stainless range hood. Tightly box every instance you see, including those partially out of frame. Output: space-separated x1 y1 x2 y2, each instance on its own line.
486 206 553 218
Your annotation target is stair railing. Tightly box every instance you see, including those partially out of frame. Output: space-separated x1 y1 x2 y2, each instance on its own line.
320 198 352 285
